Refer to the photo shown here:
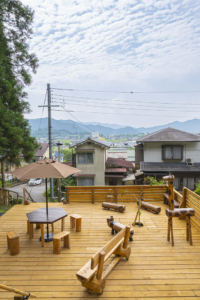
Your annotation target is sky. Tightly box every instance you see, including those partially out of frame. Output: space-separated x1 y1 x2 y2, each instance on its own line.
22 0 200 128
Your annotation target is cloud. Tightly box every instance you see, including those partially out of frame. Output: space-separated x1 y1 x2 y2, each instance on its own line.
20 0 200 127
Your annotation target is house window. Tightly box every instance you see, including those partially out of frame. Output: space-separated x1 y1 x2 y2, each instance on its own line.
78 153 93 164
183 177 194 190
78 177 94 186
174 177 180 190
162 146 183 160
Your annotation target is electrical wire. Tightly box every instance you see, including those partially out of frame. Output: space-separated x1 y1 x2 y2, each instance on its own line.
52 93 200 106
52 98 200 112
52 109 195 118
51 88 200 94
51 100 200 114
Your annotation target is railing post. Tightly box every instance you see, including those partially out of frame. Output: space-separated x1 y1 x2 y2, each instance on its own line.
66 187 70 204
114 187 117 203
92 187 94 204
179 187 187 220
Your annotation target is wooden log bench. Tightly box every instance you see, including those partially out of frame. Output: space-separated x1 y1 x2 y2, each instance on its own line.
163 193 180 208
7 230 19 256
53 231 70 254
106 195 113 203
102 202 126 213
70 214 82 232
138 201 161 214
76 225 131 294
107 216 134 241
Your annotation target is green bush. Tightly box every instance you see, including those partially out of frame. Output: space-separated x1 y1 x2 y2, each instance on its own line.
144 176 165 187
194 182 200 195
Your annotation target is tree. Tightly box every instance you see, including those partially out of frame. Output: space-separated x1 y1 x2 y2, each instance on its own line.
63 149 73 162
0 0 40 187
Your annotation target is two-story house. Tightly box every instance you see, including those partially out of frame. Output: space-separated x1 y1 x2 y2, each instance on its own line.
70 137 134 186
135 127 200 190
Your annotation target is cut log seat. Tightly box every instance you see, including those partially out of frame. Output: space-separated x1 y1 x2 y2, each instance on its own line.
107 216 134 241
163 193 180 208
138 201 161 214
102 202 126 213
76 225 131 294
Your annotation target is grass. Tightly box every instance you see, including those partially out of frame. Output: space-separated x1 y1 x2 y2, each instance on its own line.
0 205 13 213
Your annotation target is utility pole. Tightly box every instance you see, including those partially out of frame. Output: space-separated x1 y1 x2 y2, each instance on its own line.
56 141 63 202
39 84 73 201
47 84 54 202
39 84 59 202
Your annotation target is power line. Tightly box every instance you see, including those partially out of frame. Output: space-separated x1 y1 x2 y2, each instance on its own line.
52 93 200 106
52 100 200 114
51 88 200 94
61 107 96 133
52 109 195 118
52 98 200 112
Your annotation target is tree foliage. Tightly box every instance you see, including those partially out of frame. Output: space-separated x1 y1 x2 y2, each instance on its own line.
0 0 40 186
144 176 165 186
62 149 73 162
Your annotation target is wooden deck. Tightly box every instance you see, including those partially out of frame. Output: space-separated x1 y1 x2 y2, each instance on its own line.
0 202 200 299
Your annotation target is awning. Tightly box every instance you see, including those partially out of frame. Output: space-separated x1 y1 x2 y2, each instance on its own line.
135 171 143 177
122 174 135 181
76 149 95 153
73 173 95 177
105 175 124 178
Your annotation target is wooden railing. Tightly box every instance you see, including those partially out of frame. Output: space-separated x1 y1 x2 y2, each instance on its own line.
185 188 200 231
65 185 168 204
173 189 183 207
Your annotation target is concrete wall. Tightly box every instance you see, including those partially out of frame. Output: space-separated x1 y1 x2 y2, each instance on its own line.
143 142 200 163
76 142 106 185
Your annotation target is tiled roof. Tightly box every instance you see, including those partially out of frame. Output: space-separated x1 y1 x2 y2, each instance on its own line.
73 173 95 177
141 162 200 172
106 157 134 168
54 151 64 158
105 168 127 173
137 127 200 143
20 143 49 157
70 137 112 148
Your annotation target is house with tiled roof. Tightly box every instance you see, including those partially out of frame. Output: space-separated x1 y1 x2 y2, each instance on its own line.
70 137 134 186
20 143 49 167
135 127 200 190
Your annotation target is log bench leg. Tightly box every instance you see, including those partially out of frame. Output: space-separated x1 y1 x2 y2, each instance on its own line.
36 224 41 229
40 224 45 247
29 223 34 239
76 218 81 232
54 239 60 254
70 217 75 229
64 234 70 249
61 218 65 231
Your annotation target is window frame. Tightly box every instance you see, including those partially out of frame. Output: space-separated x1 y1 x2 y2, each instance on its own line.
162 145 183 160
77 152 94 164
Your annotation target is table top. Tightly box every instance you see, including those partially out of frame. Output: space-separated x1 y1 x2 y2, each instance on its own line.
27 208 68 224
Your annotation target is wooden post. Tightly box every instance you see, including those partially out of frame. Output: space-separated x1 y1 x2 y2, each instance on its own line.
123 225 131 249
23 188 26 205
0 188 1 205
92 187 94 204
66 187 70 204
179 187 187 220
168 180 174 210
114 187 117 203
57 178 61 202
96 251 105 280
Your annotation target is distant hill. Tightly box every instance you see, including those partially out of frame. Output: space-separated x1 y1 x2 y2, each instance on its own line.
28 118 200 136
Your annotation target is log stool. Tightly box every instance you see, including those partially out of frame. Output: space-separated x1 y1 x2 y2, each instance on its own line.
107 195 113 203
166 208 195 246
7 230 19 256
53 231 70 254
70 214 82 232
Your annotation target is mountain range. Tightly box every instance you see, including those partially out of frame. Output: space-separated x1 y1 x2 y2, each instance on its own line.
28 118 200 135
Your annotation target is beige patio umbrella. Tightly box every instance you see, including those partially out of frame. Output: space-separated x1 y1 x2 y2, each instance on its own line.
9 158 82 241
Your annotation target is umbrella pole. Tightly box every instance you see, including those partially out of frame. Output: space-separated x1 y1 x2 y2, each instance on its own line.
43 178 54 242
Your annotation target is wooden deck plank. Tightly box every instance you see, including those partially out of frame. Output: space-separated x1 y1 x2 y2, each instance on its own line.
0 202 200 299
